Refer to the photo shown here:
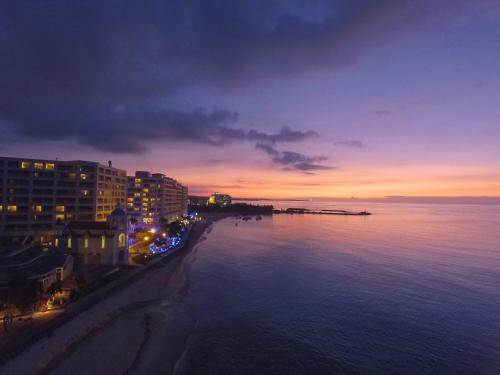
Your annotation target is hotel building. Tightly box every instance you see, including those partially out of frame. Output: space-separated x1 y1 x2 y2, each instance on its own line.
127 171 188 226
0 157 127 242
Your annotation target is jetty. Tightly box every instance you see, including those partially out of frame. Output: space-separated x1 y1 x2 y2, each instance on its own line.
190 203 371 216
273 208 371 216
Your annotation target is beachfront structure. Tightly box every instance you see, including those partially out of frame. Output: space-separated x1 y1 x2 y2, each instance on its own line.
0 244 74 292
208 192 232 207
58 207 129 266
126 171 188 226
0 157 127 243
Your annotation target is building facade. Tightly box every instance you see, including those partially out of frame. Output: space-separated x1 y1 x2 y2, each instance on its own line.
208 192 232 207
127 171 188 226
0 157 127 242
58 207 129 266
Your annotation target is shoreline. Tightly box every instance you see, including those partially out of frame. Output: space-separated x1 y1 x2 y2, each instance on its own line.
0 215 227 374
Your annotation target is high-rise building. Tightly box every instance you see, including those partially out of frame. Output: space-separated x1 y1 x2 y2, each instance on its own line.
208 192 232 207
127 171 188 226
0 157 127 242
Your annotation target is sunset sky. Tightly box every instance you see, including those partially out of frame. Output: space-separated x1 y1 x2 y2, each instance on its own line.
1 1 499 198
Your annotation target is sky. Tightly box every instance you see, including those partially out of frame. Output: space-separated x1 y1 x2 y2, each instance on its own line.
1 0 499 198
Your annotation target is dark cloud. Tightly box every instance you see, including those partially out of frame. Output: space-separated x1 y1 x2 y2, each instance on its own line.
255 143 280 156
371 110 393 117
0 0 476 153
335 140 365 148
255 143 334 172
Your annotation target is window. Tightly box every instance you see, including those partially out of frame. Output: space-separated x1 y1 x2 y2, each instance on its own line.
45 163 55 170
33 205 43 213
84 236 89 248
118 233 126 247
34 162 44 169
68 236 72 249
56 205 65 212
80 173 88 180
20 161 30 169
7 205 17 212
0 205 2 212
101 235 106 249
56 213 65 221
81 189 89 196
54 238 59 247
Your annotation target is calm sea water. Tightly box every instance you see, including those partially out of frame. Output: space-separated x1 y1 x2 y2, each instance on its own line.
174 202 500 374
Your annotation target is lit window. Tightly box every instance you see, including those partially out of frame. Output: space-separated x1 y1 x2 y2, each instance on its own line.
34 162 44 169
20 161 30 169
127 203 133 207
101 235 106 249
84 236 89 248
56 213 65 221
135 178 141 183
118 233 126 247
45 163 55 170
143 188 149 193
33 205 43 213
68 236 72 249
80 173 88 180
54 238 59 247
134 193 141 197
56 205 65 212
69 172 76 179
7 205 17 212
81 189 89 196
0 205 2 212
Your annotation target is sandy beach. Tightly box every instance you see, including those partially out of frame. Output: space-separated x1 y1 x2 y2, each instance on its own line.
0 216 227 375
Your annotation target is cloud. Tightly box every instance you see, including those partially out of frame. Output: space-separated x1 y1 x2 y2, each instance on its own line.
255 143 280 156
255 143 334 172
371 110 393 117
0 0 484 154
335 140 365 148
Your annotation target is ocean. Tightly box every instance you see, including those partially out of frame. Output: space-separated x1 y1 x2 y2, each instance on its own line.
172 201 500 374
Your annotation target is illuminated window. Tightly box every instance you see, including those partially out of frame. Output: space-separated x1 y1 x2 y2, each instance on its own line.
45 163 55 170
127 197 133 202
0 205 3 212
34 162 44 169
98 190 104 196
33 205 43 213
143 188 149 193
101 235 106 249
56 205 65 212
135 178 141 183
68 236 72 249
56 213 65 221
118 233 126 247
54 238 59 247
69 172 76 179
80 173 88 180
20 161 30 169
7 205 17 212
127 203 133 207
34 172 39 177
81 189 89 196
84 236 89 248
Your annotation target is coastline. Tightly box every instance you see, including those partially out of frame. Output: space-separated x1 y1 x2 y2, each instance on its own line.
0 214 228 375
